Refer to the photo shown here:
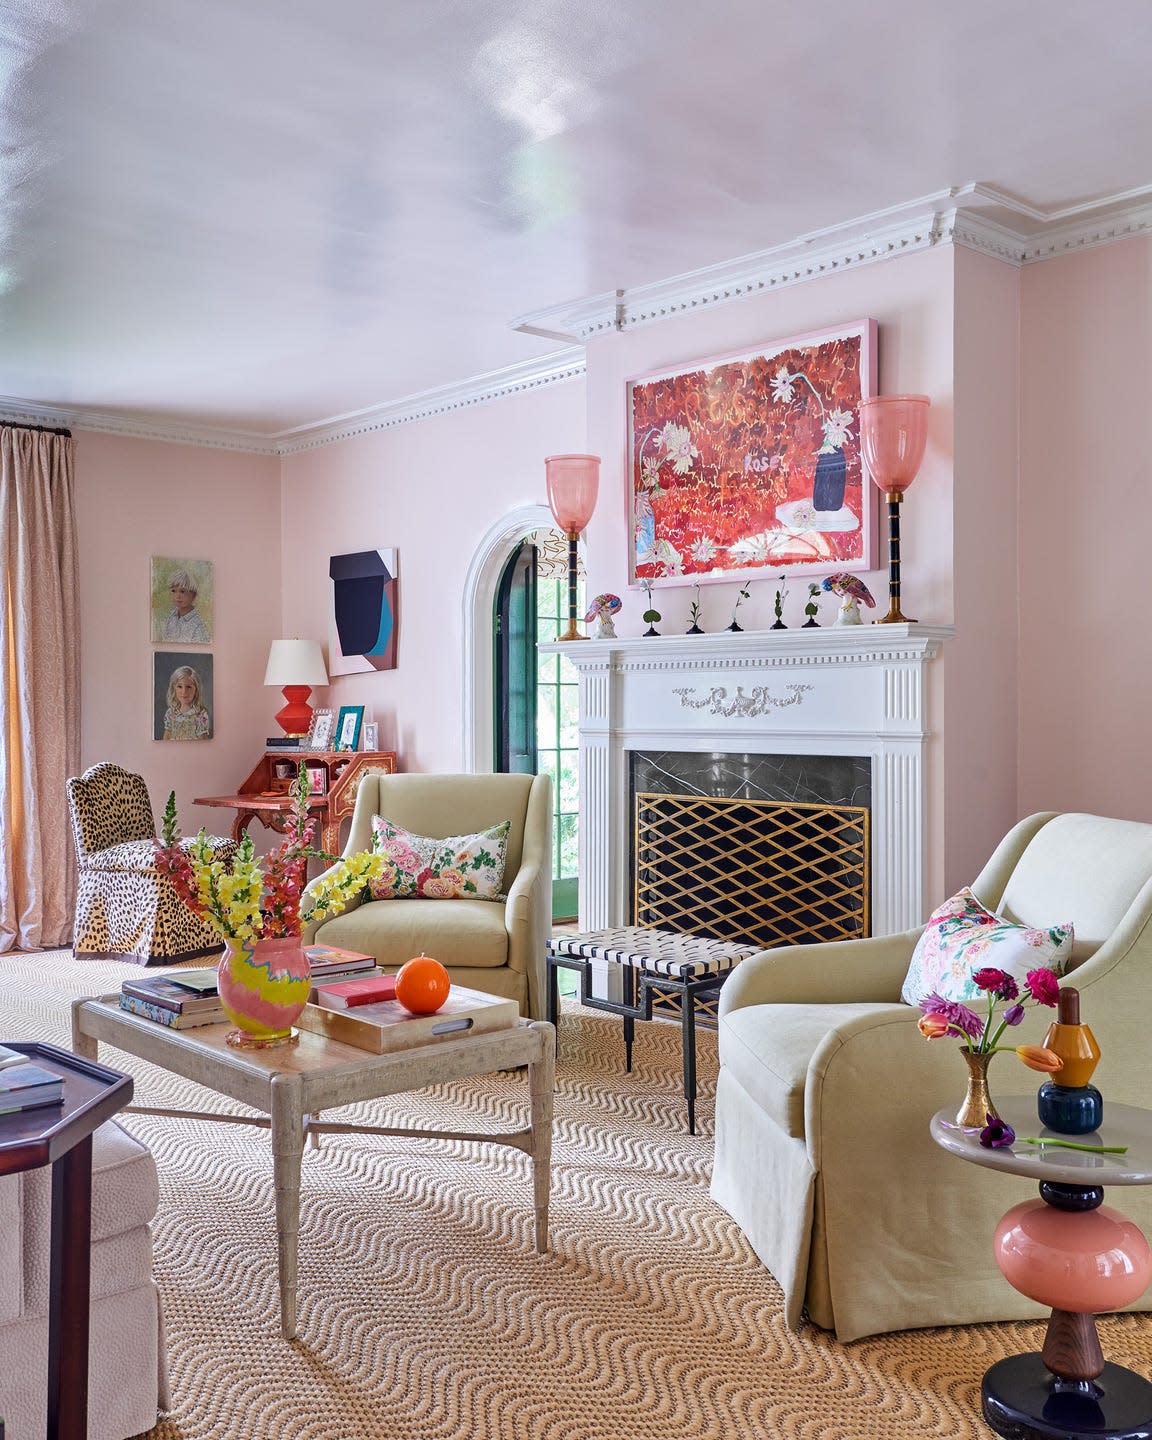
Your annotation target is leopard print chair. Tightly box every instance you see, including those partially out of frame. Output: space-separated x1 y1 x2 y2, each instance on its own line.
67 762 236 965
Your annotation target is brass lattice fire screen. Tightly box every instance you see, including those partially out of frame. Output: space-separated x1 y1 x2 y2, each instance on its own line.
633 793 870 951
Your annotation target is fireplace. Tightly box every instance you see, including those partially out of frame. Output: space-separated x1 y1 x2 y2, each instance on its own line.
630 751 870 948
539 624 952 941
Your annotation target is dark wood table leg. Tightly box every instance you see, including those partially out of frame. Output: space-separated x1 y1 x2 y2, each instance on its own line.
48 1134 93 1440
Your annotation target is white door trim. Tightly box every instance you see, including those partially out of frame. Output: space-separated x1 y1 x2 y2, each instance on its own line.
460 502 554 772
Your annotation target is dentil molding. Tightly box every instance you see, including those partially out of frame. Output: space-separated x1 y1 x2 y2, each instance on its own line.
513 182 1152 342
5 180 1152 453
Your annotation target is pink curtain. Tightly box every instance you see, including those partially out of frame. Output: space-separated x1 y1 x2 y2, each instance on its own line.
0 426 79 952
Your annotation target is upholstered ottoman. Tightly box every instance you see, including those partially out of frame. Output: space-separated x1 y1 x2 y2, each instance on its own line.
0 1119 169 1439
547 926 757 1133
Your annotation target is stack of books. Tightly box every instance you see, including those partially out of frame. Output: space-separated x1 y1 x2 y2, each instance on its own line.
305 945 376 984
120 969 226 1029
0 1050 64 1115
266 736 306 750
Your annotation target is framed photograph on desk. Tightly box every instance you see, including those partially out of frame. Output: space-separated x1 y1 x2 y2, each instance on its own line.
334 705 364 753
307 708 334 751
362 721 379 752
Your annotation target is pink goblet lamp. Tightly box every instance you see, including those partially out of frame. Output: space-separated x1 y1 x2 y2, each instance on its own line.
858 394 930 624
545 454 600 642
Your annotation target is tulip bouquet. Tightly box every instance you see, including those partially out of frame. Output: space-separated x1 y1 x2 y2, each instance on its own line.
917 965 1064 1073
155 765 389 943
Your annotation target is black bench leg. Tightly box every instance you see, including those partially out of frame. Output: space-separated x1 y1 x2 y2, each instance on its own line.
547 956 560 1029
623 966 635 1073
681 986 697 1135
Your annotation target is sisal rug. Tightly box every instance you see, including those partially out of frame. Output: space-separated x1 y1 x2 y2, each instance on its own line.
4 948 1151 1440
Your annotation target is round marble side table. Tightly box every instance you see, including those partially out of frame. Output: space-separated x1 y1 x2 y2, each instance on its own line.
931 1096 1152 1440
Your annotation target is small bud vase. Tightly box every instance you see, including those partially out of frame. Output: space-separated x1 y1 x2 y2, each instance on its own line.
217 936 311 1049
957 1049 1001 1128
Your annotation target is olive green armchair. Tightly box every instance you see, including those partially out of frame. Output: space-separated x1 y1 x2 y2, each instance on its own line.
302 772 553 1018
710 812 1152 1341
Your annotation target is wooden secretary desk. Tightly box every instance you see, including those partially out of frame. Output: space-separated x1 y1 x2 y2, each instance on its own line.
194 749 398 856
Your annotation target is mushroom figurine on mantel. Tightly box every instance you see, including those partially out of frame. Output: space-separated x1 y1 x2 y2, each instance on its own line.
584 593 622 639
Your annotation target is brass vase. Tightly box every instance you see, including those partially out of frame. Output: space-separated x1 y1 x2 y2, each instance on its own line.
957 1049 1000 1128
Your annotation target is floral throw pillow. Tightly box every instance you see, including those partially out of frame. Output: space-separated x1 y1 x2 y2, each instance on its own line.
900 887 1074 1007
369 816 510 901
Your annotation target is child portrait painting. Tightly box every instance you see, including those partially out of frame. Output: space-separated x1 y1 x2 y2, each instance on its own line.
151 556 214 644
154 653 214 741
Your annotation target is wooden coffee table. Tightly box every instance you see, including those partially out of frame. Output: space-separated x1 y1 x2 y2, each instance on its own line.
72 995 555 1340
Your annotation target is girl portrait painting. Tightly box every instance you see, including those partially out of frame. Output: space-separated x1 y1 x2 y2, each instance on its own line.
154 653 213 741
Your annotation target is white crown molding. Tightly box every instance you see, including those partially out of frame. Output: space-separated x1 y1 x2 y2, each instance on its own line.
271 347 587 456
513 181 1152 340
0 349 587 457
0 394 280 454
5 180 1152 453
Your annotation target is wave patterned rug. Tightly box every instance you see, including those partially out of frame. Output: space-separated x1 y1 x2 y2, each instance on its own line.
4 948 1151 1439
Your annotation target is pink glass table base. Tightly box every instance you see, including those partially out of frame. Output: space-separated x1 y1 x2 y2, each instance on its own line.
984 1180 1152 1440
931 1102 1152 1440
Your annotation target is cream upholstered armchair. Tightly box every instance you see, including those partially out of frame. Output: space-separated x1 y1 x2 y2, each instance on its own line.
302 773 553 1018
710 812 1152 1342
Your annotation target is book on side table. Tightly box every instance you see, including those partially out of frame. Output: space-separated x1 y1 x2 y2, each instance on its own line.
295 985 518 1054
0 1062 65 1114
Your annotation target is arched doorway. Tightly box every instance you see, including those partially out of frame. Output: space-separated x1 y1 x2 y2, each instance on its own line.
461 505 584 921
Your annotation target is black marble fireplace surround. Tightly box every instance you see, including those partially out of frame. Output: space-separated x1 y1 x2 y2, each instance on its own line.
630 751 871 810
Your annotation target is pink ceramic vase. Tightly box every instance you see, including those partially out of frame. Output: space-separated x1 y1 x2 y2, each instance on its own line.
217 936 311 1048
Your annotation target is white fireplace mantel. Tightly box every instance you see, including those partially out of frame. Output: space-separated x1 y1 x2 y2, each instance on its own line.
540 624 954 939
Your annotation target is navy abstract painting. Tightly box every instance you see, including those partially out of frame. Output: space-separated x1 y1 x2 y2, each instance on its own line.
328 548 398 674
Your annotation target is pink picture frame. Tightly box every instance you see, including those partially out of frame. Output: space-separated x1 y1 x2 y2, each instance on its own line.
627 319 878 587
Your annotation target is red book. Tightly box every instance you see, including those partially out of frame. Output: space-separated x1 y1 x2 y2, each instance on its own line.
314 974 398 1009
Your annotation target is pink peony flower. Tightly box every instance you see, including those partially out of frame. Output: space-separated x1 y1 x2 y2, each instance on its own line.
1025 968 1060 1007
972 967 1019 1001
421 875 461 899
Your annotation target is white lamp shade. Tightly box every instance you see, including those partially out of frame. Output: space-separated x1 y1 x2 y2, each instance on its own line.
263 639 328 688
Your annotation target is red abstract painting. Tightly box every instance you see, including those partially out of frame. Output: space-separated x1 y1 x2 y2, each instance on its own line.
628 320 877 586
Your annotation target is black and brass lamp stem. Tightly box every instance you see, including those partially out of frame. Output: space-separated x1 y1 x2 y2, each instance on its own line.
875 491 915 624
559 528 586 641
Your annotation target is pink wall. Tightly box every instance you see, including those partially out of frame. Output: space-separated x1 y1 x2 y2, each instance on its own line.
75 432 282 838
279 381 587 773
1019 238 1152 821
946 247 1021 889
583 245 959 905
584 246 958 635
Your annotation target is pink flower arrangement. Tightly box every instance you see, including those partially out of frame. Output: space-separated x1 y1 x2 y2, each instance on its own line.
918 966 1064 1072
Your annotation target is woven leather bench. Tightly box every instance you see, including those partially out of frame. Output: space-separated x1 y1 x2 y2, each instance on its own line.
546 926 758 1134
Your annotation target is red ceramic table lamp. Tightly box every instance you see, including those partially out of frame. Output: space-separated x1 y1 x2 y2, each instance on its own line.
264 638 328 737
859 394 930 624
545 454 600 641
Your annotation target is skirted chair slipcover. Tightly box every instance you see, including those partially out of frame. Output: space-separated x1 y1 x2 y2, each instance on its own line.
67 762 233 965
302 772 553 1017
710 812 1152 1341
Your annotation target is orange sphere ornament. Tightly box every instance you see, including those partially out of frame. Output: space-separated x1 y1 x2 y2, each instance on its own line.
394 954 451 1015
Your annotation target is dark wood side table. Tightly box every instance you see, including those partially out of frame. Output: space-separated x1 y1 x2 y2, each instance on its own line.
0 1041 133 1440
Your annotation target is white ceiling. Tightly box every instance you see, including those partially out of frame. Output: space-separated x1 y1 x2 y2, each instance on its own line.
2 0 1150 434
